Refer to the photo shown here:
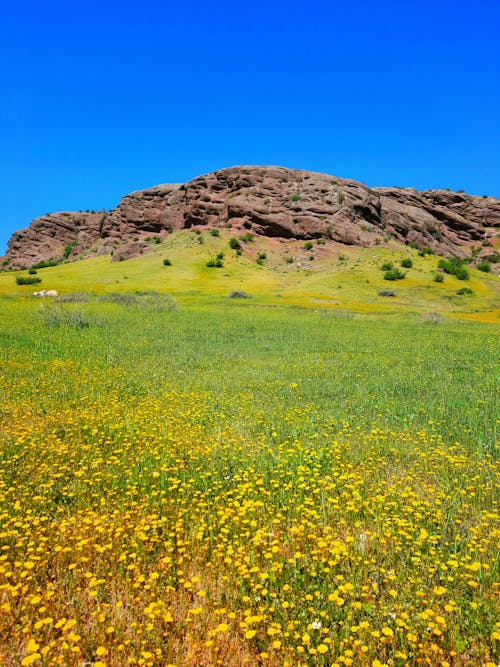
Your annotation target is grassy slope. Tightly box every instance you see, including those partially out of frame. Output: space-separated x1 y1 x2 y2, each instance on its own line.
1 230 499 319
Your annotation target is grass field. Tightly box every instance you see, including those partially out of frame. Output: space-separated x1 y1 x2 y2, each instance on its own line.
0 242 499 666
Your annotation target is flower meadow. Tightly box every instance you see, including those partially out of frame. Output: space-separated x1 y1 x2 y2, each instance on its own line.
0 298 498 666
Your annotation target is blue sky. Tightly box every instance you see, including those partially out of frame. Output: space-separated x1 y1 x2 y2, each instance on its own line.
1 0 499 254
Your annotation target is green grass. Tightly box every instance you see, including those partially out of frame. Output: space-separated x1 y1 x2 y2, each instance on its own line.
1 231 499 318
0 237 499 665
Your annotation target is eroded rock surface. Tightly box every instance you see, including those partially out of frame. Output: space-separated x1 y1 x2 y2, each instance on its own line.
3 166 499 268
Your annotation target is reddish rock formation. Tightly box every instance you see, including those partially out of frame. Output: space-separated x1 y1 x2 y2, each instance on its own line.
2 166 499 269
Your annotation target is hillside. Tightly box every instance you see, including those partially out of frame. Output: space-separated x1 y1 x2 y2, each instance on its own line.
2 166 500 269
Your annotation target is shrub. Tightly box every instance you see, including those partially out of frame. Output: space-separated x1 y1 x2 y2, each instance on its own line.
291 193 301 202
477 260 491 273
209 229 219 236
304 241 313 250
206 257 224 268
285 256 294 264
28 268 38 275
381 262 394 271
433 273 444 283
337 190 345 205
457 287 473 295
239 232 254 243
229 291 250 299
40 303 91 328
438 257 469 280
378 290 395 297
16 276 41 285
384 268 406 281
229 237 241 250
31 258 60 270
216 251 224 260
63 240 78 258
163 258 172 266
401 258 413 268
418 247 435 256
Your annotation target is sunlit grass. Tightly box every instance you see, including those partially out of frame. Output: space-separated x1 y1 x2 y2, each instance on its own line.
0 293 498 665
1 231 498 318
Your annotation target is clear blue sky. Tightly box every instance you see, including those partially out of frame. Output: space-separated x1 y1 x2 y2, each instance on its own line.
1 0 499 254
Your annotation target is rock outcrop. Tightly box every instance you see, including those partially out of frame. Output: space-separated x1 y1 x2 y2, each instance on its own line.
2 166 499 268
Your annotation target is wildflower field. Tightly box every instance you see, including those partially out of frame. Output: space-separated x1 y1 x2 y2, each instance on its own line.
0 296 498 666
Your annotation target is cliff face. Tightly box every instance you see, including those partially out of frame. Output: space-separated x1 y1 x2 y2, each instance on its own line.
3 166 499 268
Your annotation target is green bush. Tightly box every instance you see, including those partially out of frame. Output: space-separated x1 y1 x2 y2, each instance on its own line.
31 258 60 270
163 258 172 266
457 287 473 295
383 268 406 281
16 276 42 285
433 273 444 283
285 256 294 264
291 193 301 202
209 229 219 237
304 241 313 250
28 268 38 275
63 240 78 258
239 232 254 243
438 258 469 280
401 258 413 268
381 262 394 271
229 237 241 250
477 260 491 273
206 256 224 268
418 247 435 257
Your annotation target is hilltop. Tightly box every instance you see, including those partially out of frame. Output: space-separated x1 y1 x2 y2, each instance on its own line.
2 166 500 269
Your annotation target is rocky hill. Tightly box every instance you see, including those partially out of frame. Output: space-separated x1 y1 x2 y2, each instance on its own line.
3 166 500 269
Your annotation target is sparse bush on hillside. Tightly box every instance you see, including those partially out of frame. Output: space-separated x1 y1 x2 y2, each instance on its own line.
209 229 219 236
28 268 37 275
63 240 78 258
291 193 301 202
401 258 413 268
229 290 250 299
381 262 394 271
31 258 60 270
304 241 313 250
285 256 294 264
433 273 444 283
97 291 176 311
206 256 224 268
229 237 241 250
418 247 435 256
16 276 41 285
384 268 406 281
456 287 473 295
40 303 91 328
477 260 491 273
163 258 172 266
239 232 254 243
438 257 469 280
57 292 90 303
